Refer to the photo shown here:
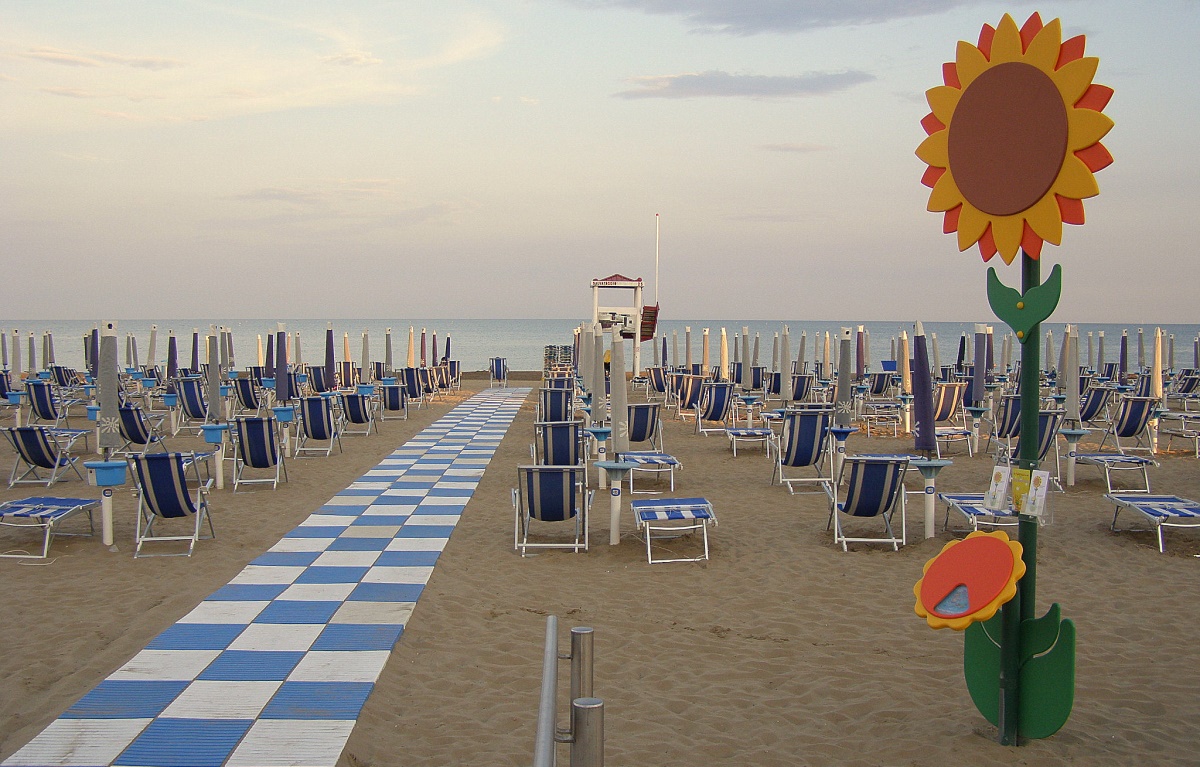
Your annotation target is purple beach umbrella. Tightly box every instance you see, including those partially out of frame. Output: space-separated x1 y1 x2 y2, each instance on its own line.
325 324 336 382
166 331 179 392
264 332 275 378
912 322 936 455
970 325 986 406
89 327 99 380
1119 331 1129 378
276 324 290 403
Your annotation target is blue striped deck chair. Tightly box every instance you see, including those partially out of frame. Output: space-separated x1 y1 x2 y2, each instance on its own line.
629 497 717 564
1079 385 1113 429
247 366 266 387
232 416 287 491
628 403 663 451
765 371 784 401
933 381 972 458
127 451 215 557
532 420 585 469
695 381 735 435
448 360 462 390
538 387 574 423
0 496 98 559
790 373 816 403
175 377 209 432
336 360 358 389
372 361 388 381
513 465 590 555
1166 373 1200 411
544 374 573 390
829 455 909 551
731 362 743 386
307 365 335 394
401 367 424 408
1077 396 1160 493
379 384 409 420
1006 410 1064 489
647 367 668 402
1105 494 1200 553
340 392 377 436
26 380 81 429
296 396 344 456
3 426 88 487
1100 362 1119 382
490 357 508 388
772 408 834 497
232 376 264 417
117 404 169 456
748 365 767 394
985 394 1022 459
417 366 440 402
674 375 705 422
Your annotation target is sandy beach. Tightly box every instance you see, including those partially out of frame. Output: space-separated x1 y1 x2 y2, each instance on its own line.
2 379 1198 766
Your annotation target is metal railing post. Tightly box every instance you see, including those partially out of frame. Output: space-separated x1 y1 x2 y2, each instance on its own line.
570 626 594 701
533 616 559 767
571 698 604 767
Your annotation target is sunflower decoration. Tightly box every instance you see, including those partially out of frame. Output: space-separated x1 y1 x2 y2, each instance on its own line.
916 13 1114 265
914 530 1025 631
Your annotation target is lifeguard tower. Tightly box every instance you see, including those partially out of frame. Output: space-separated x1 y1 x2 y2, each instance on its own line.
591 273 658 374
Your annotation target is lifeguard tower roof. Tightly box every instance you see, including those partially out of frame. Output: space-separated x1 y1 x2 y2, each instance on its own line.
591 273 643 288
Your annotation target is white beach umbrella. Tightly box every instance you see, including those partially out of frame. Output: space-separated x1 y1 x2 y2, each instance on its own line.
610 328 629 454
796 332 806 376
732 334 739 364
578 325 592 387
1152 328 1163 402
1097 331 1105 369
592 325 605 413
1168 334 1175 372
361 330 372 382
12 329 21 380
719 328 729 383
206 329 221 423
752 333 760 368
294 332 303 367
779 327 790 392
408 327 416 368
1044 329 1054 373
1086 331 1093 369
1057 325 1070 385
931 332 941 373
834 328 854 427
684 326 692 369
98 321 121 453
27 333 36 373
256 335 264 367
147 325 158 369
771 332 779 373
671 330 679 369
1137 328 1145 370
385 328 393 373
1065 326 1081 424
822 332 831 373
702 328 710 373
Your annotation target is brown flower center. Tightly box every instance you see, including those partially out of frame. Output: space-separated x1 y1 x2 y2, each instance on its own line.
947 61 1068 216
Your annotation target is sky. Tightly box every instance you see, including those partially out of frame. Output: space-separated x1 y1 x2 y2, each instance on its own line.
2 0 1198 322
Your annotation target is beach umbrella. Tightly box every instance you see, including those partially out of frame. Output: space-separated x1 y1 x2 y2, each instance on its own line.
1168 334 1175 372
385 328 394 373
834 328 854 427
98 321 121 453
294 332 303 367
166 331 178 392
752 333 760 368
822 332 831 373
650 331 659 367
27 332 36 373
226 328 235 369
219 328 229 372
911 322 936 454
147 325 157 370
12 330 21 380
420 328 426 367
41 333 49 369
864 327 871 372
685 326 693 369
124 333 132 369
1137 328 1145 370
1 331 6 370
1044 329 1054 374
931 332 941 374
780 327 791 390
985 326 994 378
1195 336 1199 369
90 327 99 380
719 328 730 383
702 328 710 373
733 334 739 364
276 323 291 403
740 328 751 388
1097 331 1106 370
771 333 779 373
899 331 912 395
264 333 275 377
1119 330 1129 378
325 324 336 382
592 325 605 413
610 329 629 455
578 325 592 390
671 330 679 369
206 329 221 423
1152 328 1163 403
407 327 415 368
855 326 865 380
362 330 372 382
344 332 351 364
432 332 438 365
796 332 806 375
1057 327 1069 382
131 334 139 369
956 333 967 372
659 335 666 369
1086 332 1094 369
190 328 200 371
444 335 451 361
890 337 897 363
1065 326 1081 424
969 324 987 406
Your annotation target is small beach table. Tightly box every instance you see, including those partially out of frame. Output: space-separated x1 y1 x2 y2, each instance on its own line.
584 426 612 489
1059 428 1089 485
200 423 230 490
594 460 636 546
910 457 953 540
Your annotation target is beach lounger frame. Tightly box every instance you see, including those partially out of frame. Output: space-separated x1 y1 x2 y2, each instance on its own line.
1105 493 1200 553
0 496 98 558
629 497 716 564
616 451 681 494
296 396 344 457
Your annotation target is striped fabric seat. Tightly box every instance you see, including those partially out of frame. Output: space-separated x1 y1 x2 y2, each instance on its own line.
629 497 716 563
174 377 209 431
296 396 343 456
0 496 98 558
771 408 833 497
695 381 735 435
340 392 377 436
117 404 168 456
490 357 508 387
627 403 663 450
830 456 909 551
533 420 585 468
616 451 681 493
307 365 335 394
932 381 971 458
379 384 409 420
232 376 264 417
1077 396 1160 492
938 492 1018 533
3 426 89 487
233 416 287 491
127 452 215 557
538 387 574 422
726 427 773 456
26 379 81 429
1105 494 1200 553
513 465 589 555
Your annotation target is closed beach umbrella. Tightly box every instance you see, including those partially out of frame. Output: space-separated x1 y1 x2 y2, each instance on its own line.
834 328 854 427
294 332 303 367
855 327 865 380
685 326 692 369
741 328 751 388
733 334 739 364
1086 332 1094 370
444 335 451 361
432 332 438 365
1065 326 1081 424
579 325 592 388
1152 328 1163 402
147 325 158 369
931 332 941 373
98 322 121 453
190 328 200 371
41 332 49 367
276 324 290 403
385 328 394 373
1097 331 1106 370
592 326 605 408
651 331 660 367
899 331 912 395
780 326 790 377
264 333 275 377
131 334 139 369
90 327 99 380
752 333 760 368
702 328 710 372
986 326 994 377
206 330 221 423
1195 336 1199 369
771 333 779 373
27 332 36 373
671 330 679 369
1057 326 1070 382
610 329 629 455
1168 334 1175 372
659 335 666 369
166 331 178 392
420 328 427 367
1044 329 1054 374
1119 331 1129 378
822 332 831 373
796 332 806 376
362 330 372 382
325 324 336 382
344 333 351 364
1 330 7 369
407 327 415 368
912 322 936 454
864 327 871 371
226 328 236 368
124 333 132 369
970 324 987 406
956 333 967 372
219 328 229 371
12 330 21 380
1137 328 1145 370
720 328 730 383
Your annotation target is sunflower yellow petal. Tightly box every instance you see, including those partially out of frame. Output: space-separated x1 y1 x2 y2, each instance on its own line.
955 40 989 87
991 214 1024 261
1053 154 1100 199
1024 194 1063 245
1023 18 1062 71
990 14 1024 63
927 171 963 212
957 204 989 251
926 85 961 125
1068 108 1114 150
916 131 949 167
1052 57 1099 106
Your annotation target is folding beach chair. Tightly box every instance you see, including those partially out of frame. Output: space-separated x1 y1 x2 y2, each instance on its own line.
417 367 439 402
674 375 704 421
538 387 574 423
985 394 1022 459
448 360 462 391
490 357 509 388
340 392 377 436
646 367 668 402
379 384 409 420
771 408 834 497
1005 409 1065 490
790 373 816 403
694 381 735 435
531 420 585 468
116 404 169 456
174 377 210 432
1078 385 1113 429
627 403 663 451
337 361 359 389
0 496 98 559
232 416 288 491
1105 494 1200 553
1076 396 1160 493
307 365 335 394
296 396 344 456
765 371 784 401
513 465 590 555
932 381 972 457
127 451 215 557
232 376 265 417
629 497 717 564
829 455 909 551
26 380 81 429
3 426 89 488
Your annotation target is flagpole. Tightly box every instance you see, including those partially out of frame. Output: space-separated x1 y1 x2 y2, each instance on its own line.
654 213 660 306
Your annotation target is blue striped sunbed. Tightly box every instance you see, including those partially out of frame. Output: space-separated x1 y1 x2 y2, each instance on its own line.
1105 494 1200 553
629 497 716 563
938 492 1018 533
725 427 773 456
616 451 681 493
0 496 98 558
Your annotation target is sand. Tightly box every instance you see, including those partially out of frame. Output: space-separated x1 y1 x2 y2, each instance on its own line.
2 380 1198 766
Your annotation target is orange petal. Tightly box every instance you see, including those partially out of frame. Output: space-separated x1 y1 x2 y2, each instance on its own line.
943 205 961 235
1057 195 1085 225
977 24 996 59
921 112 945 135
979 226 1001 262
1019 13 1044 50
1076 83 1114 111
921 165 946 189
1056 35 1086 68
1076 142 1113 173
1020 223 1045 258
942 62 960 88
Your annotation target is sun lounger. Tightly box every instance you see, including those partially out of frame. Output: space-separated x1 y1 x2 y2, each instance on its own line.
0 496 98 558
1105 493 1200 553
629 496 716 563
615 450 680 493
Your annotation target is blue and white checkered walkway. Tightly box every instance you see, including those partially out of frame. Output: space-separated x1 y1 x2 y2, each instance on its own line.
3 387 530 767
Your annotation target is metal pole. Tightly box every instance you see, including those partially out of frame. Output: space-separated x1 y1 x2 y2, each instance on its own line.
534 616 559 767
570 698 604 767
570 627 594 702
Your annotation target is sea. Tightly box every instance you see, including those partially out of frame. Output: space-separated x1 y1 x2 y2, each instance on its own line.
2 318 1199 374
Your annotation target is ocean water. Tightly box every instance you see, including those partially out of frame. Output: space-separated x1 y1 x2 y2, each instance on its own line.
1 318 1198 374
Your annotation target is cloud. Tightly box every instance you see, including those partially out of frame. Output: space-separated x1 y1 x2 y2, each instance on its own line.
20 46 185 70
321 50 382 66
759 142 832 153
40 86 95 98
615 69 873 99
566 0 982 35
233 187 328 206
